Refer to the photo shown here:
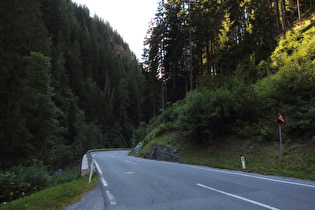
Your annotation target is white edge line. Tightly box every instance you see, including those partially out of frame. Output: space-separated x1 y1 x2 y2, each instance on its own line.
106 190 117 205
202 167 315 189
94 161 103 175
101 177 108 187
167 162 315 189
197 183 280 210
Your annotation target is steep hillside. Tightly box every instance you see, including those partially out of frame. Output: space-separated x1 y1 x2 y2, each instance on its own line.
131 14 315 180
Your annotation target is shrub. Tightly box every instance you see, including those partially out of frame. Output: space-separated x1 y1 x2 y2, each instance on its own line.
171 82 261 142
0 165 82 203
54 170 81 185
274 64 315 139
0 171 30 202
131 121 148 147
11 165 52 191
0 164 53 202
171 88 229 140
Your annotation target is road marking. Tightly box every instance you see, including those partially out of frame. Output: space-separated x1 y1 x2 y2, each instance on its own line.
101 177 108 187
162 161 315 189
124 160 138 165
197 183 280 210
195 167 315 189
106 190 117 205
125 171 136 174
94 161 103 175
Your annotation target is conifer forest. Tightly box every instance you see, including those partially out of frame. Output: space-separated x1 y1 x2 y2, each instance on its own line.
1 0 314 177
1 0 145 170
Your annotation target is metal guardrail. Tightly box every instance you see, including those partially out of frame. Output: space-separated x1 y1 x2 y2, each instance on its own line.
86 148 131 169
84 148 131 183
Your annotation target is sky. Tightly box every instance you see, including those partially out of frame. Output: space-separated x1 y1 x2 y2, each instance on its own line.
73 0 159 61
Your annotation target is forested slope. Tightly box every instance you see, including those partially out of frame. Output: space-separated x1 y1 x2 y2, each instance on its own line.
142 0 314 113
0 0 145 170
132 12 315 180
134 1 315 149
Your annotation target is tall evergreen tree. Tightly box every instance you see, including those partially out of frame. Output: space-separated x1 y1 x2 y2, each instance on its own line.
1 0 146 169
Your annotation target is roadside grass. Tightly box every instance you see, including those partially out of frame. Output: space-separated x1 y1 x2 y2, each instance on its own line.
0 174 99 209
136 132 315 181
135 131 180 157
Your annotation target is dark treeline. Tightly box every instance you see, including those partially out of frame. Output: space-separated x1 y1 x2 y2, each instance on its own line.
143 0 314 112
0 0 146 170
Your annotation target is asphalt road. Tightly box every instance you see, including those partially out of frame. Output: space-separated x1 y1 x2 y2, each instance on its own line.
91 150 315 210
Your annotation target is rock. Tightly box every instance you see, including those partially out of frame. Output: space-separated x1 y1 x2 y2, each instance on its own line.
143 153 150 159
134 142 143 155
150 144 181 162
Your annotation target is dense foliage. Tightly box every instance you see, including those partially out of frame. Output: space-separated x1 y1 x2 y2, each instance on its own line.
0 0 314 203
133 13 315 146
143 0 314 113
0 0 145 171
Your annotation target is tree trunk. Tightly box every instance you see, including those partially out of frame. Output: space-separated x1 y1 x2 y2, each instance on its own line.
274 0 281 34
189 0 193 91
210 39 215 75
297 0 302 28
206 42 211 75
161 79 164 111
280 0 286 36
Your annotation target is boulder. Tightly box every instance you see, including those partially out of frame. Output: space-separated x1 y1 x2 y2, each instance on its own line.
150 144 181 162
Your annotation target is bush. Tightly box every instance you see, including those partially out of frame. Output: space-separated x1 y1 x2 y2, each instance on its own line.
0 171 30 202
170 82 261 142
131 122 148 147
255 61 315 140
0 163 52 203
54 170 81 185
49 144 76 170
11 165 52 191
273 64 315 139
0 165 82 203
172 89 227 139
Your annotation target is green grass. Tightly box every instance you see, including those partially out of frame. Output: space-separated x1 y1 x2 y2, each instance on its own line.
136 132 315 181
0 175 99 209
136 131 180 157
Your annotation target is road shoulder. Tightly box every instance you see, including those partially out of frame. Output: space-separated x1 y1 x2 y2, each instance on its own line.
66 184 105 210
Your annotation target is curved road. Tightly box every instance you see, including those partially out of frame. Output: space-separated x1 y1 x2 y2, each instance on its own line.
92 150 315 210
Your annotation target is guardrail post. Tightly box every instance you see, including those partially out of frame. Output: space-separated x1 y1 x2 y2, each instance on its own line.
89 158 95 183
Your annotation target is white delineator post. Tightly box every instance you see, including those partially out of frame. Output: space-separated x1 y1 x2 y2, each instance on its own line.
241 155 246 170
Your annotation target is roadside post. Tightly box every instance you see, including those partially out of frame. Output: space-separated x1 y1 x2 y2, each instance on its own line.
275 112 287 159
89 159 95 183
240 155 246 170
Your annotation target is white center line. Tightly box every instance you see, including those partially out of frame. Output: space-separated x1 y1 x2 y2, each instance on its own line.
106 190 117 205
125 171 136 174
197 183 280 210
124 160 138 165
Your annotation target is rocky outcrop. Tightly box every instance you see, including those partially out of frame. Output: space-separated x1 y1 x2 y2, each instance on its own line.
149 144 181 162
133 142 143 155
